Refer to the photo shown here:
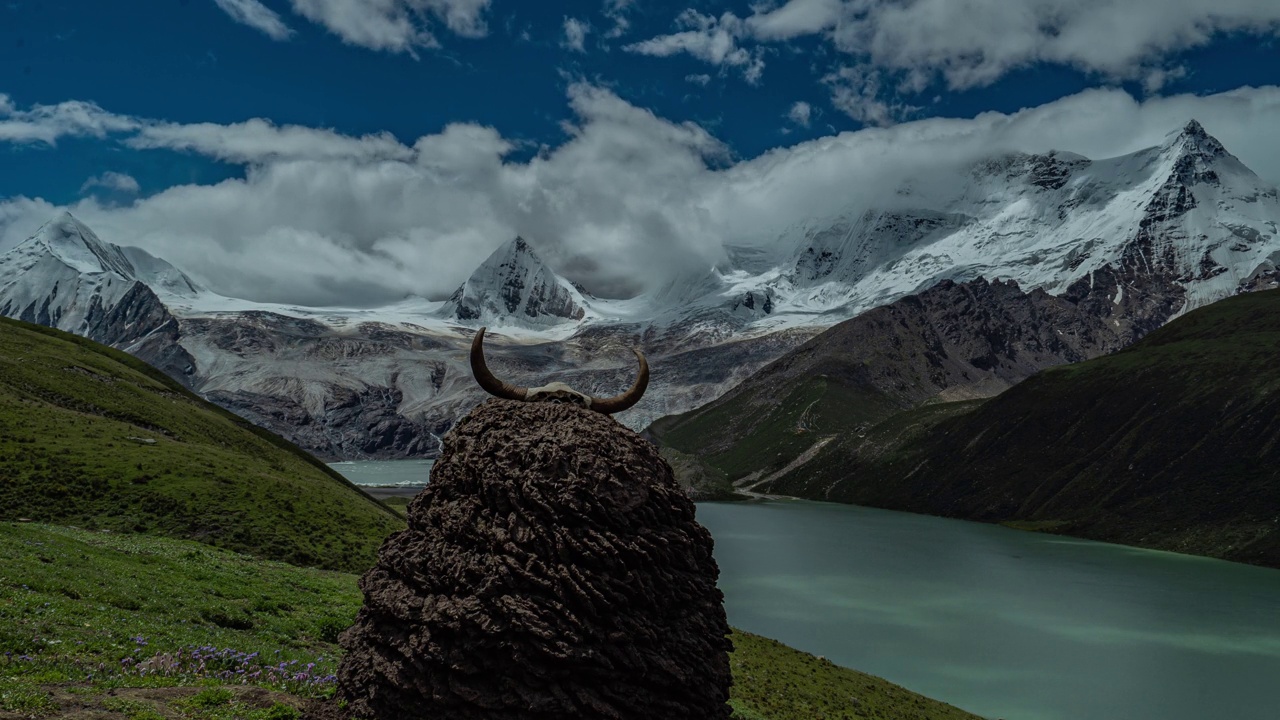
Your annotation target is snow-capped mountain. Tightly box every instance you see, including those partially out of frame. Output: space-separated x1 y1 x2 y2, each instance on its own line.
0 212 198 381
746 120 1280 325
0 211 198 334
441 236 590 327
2 120 1278 460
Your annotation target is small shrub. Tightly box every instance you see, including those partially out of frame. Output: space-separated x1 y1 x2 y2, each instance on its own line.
200 608 255 630
316 616 350 643
188 687 234 707
260 702 302 720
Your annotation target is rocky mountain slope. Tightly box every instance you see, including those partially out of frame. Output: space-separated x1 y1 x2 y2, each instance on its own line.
3 120 1279 460
753 289 1280 569
647 275 1145 481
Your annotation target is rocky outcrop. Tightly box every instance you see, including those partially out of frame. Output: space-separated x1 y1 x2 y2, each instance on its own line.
92 282 198 386
205 385 441 460
312 400 732 720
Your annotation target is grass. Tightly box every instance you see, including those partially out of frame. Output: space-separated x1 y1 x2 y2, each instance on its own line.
728 631 980 720
375 497 410 517
0 316 404 573
0 523 356 682
0 522 981 720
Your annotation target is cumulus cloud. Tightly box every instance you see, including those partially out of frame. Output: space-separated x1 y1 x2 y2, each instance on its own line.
4 85 1280 307
0 96 140 145
787 101 813 127
79 172 140 195
624 10 765 84
212 0 295 40
287 0 491 54
630 1 1280 125
730 0 1280 89
827 0 1280 91
685 74 712 86
562 17 590 53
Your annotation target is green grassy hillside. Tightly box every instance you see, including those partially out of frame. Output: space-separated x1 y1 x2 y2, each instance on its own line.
651 373 900 483
0 316 404 573
0 522 982 720
765 289 1280 567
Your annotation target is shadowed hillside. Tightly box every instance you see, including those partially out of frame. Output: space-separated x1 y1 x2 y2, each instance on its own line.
762 289 1280 567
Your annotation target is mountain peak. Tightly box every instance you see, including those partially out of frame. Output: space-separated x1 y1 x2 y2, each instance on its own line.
442 236 589 327
34 211 137 278
1161 118 1228 161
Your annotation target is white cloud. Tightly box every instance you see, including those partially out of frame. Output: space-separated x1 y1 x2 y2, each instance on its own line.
602 0 634 38
126 118 414 163
823 65 918 126
212 0 295 40
562 17 590 53
827 0 1280 91
787 101 812 127
1144 66 1189 95
79 172 140 195
629 1 1280 123
287 0 491 54
685 74 712 86
4 85 1280 308
0 97 140 146
746 0 843 40
624 10 765 84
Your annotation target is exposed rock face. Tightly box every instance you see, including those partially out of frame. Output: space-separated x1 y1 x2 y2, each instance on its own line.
318 400 732 720
90 281 198 386
206 385 442 460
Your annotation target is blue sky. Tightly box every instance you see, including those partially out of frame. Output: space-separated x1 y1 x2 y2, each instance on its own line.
3 0 1280 304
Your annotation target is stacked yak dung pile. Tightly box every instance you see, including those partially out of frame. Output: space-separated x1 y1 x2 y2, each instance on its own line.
314 399 733 720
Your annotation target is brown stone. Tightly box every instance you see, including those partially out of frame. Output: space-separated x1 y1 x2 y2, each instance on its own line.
309 399 732 720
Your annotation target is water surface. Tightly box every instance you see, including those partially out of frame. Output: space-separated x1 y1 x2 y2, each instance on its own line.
697 500 1280 720
329 459 432 487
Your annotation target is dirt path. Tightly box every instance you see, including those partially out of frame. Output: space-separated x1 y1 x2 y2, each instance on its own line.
736 434 838 497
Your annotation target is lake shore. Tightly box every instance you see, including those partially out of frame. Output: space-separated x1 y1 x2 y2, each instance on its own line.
360 486 426 500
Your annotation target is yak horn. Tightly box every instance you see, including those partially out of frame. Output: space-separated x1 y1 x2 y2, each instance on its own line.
470 327 528 401
589 348 649 415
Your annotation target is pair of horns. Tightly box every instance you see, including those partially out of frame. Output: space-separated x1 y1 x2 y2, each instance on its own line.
469 327 649 414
